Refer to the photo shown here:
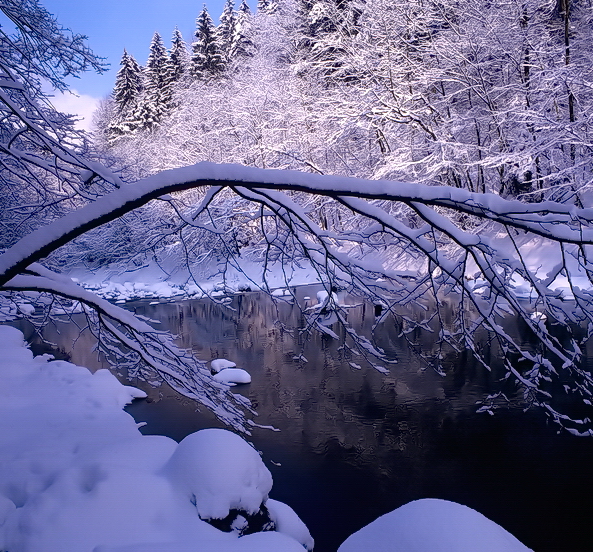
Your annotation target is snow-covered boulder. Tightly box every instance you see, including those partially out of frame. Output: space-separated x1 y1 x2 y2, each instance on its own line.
163 429 273 521
214 368 252 385
211 358 237 373
338 499 533 552
266 498 314 551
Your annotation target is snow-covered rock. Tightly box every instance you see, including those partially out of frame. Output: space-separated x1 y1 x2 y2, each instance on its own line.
211 358 237 373
272 288 291 297
214 368 252 385
266 498 314 551
311 289 338 310
163 428 273 521
337 498 533 552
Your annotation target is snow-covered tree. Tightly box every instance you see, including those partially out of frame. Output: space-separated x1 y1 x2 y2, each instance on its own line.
231 0 257 60
295 0 360 82
107 49 143 137
132 31 175 132
0 0 106 95
112 50 143 117
218 0 237 63
191 5 226 80
169 27 190 84
0 0 120 249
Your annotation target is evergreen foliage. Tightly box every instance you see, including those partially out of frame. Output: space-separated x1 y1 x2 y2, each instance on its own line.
169 27 189 84
134 31 173 131
218 0 237 63
232 0 256 59
191 5 225 80
108 50 143 137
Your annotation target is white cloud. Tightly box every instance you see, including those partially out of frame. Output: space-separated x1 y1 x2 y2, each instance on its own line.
49 89 101 132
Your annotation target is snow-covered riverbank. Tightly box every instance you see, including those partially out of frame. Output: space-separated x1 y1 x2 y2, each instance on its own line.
0 325 311 552
0 324 535 551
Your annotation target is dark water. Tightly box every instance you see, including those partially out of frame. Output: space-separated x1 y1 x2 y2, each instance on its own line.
16 287 593 552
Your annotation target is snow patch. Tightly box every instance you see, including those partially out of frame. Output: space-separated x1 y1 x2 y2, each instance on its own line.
266 498 314 551
0 326 306 552
211 358 238 373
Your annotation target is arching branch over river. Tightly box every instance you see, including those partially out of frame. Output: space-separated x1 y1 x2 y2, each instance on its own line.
3 162 593 434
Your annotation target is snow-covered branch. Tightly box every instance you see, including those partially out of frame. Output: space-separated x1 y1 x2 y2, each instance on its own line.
3 161 593 432
4 264 254 433
3 161 593 284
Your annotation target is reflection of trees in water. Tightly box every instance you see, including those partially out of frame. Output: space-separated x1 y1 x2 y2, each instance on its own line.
11 291 593 552
14 290 537 476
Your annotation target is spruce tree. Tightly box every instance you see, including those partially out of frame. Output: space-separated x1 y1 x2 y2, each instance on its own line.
231 0 256 59
169 27 189 83
135 31 173 130
113 50 142 115
191 6 225 80
110 50 143 135
218 0 237 63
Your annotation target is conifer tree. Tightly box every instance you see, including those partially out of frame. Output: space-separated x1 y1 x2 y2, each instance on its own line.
191 5 225 80
169 27 189 83
218 0 237 63
231 0 256 59
135 31 173 130
109 50 143 137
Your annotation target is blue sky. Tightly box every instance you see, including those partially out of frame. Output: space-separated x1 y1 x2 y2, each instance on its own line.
44 0 227 97
40 0 227 128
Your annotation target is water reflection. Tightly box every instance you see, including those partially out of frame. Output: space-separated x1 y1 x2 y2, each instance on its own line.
12 286 593 552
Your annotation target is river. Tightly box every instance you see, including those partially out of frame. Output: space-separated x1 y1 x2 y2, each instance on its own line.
16 285 593 552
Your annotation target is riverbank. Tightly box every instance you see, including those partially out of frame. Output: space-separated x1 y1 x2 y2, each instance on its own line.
0 325 311 552
0 321 542 552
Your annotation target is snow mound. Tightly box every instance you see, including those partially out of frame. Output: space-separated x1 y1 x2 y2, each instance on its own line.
163 428 273 520
211 358 237 373
214 368 252 385
338 499 533 552
0 324 31 350
91 368 148 407
267 498 314 551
